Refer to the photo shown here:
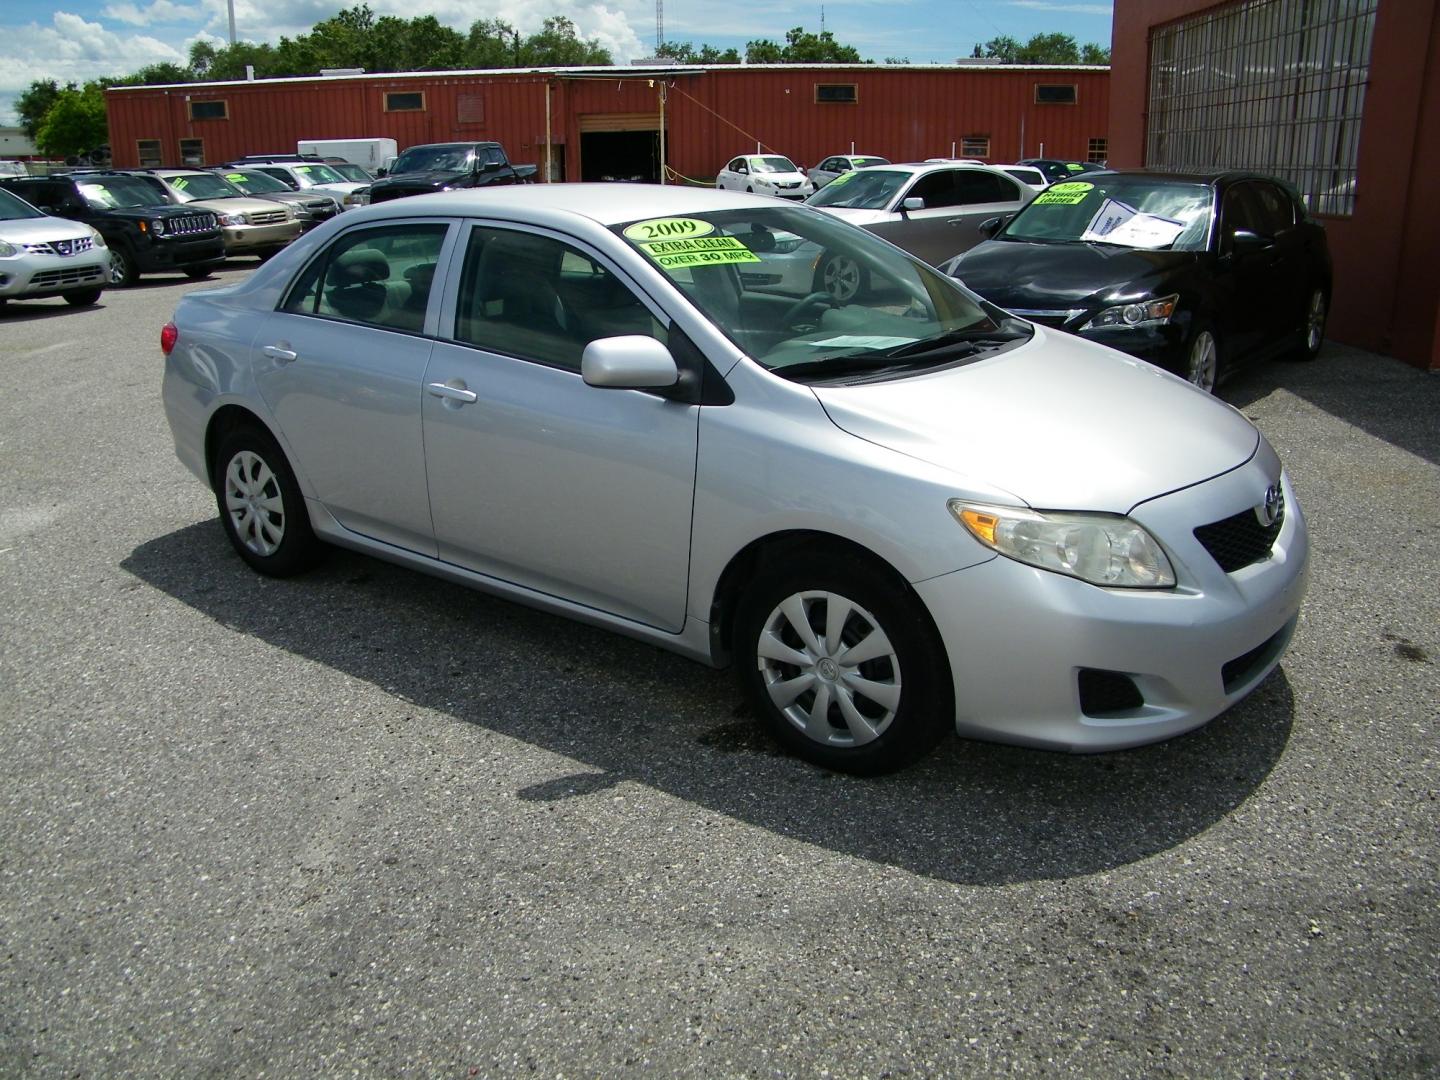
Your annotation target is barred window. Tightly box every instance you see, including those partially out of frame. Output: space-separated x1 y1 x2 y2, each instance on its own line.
1146 0 1378 218
137 139 162 167
1088 138 1107 164
961 136 990 158
179 138 204 166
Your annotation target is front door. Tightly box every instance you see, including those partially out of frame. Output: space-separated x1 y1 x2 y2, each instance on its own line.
422 223 699 631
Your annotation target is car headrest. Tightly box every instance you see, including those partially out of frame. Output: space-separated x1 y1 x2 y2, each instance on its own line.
332 248 388 285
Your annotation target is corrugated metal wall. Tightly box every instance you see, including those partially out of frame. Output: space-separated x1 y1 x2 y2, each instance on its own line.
106 66 1110 177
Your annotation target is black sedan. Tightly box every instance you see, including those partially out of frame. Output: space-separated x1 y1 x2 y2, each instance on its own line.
940 171 1332 392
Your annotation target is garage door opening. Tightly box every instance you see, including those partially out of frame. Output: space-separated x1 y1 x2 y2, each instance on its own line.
577 113 664 183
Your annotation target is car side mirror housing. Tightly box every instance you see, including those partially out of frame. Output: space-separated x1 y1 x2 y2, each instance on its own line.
375 167 388 177
1229 228 1272 253
979 215 1009 239
582 336 680 391
902 196 924 212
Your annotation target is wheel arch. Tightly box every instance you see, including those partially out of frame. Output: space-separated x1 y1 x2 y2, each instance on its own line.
708 529 945 669
204 404 280 484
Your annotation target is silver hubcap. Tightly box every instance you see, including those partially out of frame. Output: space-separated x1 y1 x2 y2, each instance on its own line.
756 590 901 748
224 450 285 557
822 257 862 302
1306 290 1325 352
1187 330 1217 392
109 251 127 285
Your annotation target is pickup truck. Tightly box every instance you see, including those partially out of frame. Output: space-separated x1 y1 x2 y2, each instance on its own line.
366 142 531 203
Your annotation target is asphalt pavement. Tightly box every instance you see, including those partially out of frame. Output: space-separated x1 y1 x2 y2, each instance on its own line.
1 265 1436 1077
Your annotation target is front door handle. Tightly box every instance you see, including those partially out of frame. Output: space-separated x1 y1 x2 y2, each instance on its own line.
261 344 297 363
427 381 478 404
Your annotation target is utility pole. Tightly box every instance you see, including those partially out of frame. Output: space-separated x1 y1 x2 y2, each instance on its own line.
227 0 236 44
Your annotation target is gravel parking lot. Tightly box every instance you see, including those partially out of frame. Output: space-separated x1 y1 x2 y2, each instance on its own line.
2 264 1437 1077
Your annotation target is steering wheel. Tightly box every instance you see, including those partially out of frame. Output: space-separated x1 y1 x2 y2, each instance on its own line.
781 291 837 327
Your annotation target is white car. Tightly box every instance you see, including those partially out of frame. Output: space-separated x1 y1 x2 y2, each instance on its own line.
810 155 890 189
805 161 1035 294
716 155 814 200
0 185 109 308
161 184 1308 774
999 165 1049 192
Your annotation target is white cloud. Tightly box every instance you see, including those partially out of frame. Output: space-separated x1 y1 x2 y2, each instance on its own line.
101 0 199 27
1008 1 1114 14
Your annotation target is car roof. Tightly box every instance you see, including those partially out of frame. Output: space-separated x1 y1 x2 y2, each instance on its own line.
867 161 1021 178
346 183 793 228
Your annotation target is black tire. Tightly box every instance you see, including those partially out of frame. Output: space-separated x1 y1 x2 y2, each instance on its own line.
1293 285 1327 362
1182 323 1220 393
734 555 952 774
63 288 103 307
184 266 214 281
814 252 869 304
212 425 319 577
109 247 139 287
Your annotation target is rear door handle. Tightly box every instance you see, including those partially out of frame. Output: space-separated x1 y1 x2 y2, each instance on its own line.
427 381 478 404
261 344 297 363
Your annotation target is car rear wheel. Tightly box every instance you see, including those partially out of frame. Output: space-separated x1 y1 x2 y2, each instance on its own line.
63 288 102 306
212 426 319 577
1296 287 1326 361
815 253 869 304
735 556 951 774
1185 328 1219 393
109 248 138 287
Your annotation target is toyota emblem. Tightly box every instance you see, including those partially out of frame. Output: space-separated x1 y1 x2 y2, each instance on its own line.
1257 484 1284 527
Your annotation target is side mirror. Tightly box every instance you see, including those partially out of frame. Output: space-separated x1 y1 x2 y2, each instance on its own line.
979 215 1009 239
798 166 808 176
901 196 924 213
480 160 501 173
1229 228 1271 253
375 167 388 177
582 336 679 390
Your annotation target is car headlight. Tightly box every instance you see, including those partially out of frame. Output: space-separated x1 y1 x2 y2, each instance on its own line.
1080 294 1178 331
949 501 1176 589
149 219 167 235
219 212 249 226
343 193 362 206
0 240 17 257
88 228 107 248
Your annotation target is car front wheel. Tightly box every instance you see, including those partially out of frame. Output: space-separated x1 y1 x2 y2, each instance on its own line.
64 288 102 306
815 253 868 304
735 556 951 774
109 247 138 287
212 425 319 577
1296 286 1326 361
1185 327 1219 393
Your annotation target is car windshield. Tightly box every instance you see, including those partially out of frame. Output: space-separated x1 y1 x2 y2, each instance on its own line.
328 162 372 182
167 173 242 200
805 169 910 210
1000 177 1214 251
293 163 348 185
392 146 475 173
851 157 888 168
220 169 290 194
750 156 798 174
77 177 166 209
613 205 1027 383
0 187 43 220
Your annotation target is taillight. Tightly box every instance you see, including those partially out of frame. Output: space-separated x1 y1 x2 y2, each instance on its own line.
160 322 178 356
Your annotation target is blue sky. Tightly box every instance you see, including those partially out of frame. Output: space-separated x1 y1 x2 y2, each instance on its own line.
1 0 1114 129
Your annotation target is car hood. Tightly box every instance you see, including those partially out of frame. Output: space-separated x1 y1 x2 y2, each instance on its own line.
372 170 467 190
0 216 94 243
950 239 1198 311
810 328 1257 513
181 195 290 216
753 172 809 185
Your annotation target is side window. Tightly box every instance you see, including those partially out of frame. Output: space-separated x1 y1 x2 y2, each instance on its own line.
453 227 664 371
257 167 297 189
1252 183 1294 234
282 223 448 333
955 171 1020 205
907 172 959 208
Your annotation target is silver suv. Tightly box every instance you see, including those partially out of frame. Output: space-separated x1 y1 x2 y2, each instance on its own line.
227 159 368 208
0 185 109 308
135 169 302 258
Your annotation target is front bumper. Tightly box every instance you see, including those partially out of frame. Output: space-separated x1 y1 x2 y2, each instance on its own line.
136 234 226 273
220 219 302 253
915 464 1309 752
0 250 109 299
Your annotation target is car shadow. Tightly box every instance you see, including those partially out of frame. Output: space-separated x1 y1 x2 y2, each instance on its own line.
1223 343 1440 468
0 298 112 322
122 522 1294 886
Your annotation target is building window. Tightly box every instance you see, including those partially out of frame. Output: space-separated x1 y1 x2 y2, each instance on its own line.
1087 138 1107 164
137 139 162 167
1147 0 1378 218
457 92 485 125
188 99 227 121
1034 84 1077 105
814 84 858 104
178 138 204 166
961 136 990 158
385 91 426 112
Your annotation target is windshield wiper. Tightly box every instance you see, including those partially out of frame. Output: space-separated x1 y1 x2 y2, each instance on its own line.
880 323 1030 361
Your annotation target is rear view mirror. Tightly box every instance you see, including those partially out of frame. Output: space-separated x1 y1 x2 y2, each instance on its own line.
902 197 924 212
979 215 1009 239
1230 228 1272 253
582 336 679 391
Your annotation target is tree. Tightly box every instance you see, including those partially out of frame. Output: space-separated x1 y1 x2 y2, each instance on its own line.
1016 32 1080 64
655 41 740 64
521 16 612 66
974 35 1020 63
16 80 63 141
1081 43 1111 65
745 38 784 64
35 84 108 158
745 26 864 64
465 19 523 67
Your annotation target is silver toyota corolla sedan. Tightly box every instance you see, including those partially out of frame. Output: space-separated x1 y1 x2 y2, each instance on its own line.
161 185 1309 774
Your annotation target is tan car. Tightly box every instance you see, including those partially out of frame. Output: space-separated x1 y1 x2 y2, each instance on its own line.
132 169 301 259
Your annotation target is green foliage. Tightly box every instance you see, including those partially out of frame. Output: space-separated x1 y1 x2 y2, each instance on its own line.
16 80 62 141
35 85 108 157
974 32 1108 65
745 26 864 64
654 41 741 64
1081 43 1111 65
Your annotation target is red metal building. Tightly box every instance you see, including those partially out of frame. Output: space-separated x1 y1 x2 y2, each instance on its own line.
104 63 1110 184
1109 0 1440 371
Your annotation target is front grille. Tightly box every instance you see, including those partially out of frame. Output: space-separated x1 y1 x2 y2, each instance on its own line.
303 200 336 217
1194 494 1284 573
31 265 107 287
167 213 218 235
25 236 94 257
249 209 288 225
1078 668 1144 716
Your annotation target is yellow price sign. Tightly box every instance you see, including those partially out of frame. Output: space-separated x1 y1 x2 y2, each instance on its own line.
623 217 715 243
1034 181 1095 206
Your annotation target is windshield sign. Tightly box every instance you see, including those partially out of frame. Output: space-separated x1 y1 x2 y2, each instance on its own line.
169 173 240 200
294 164 347 184
1004 178 1213 251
